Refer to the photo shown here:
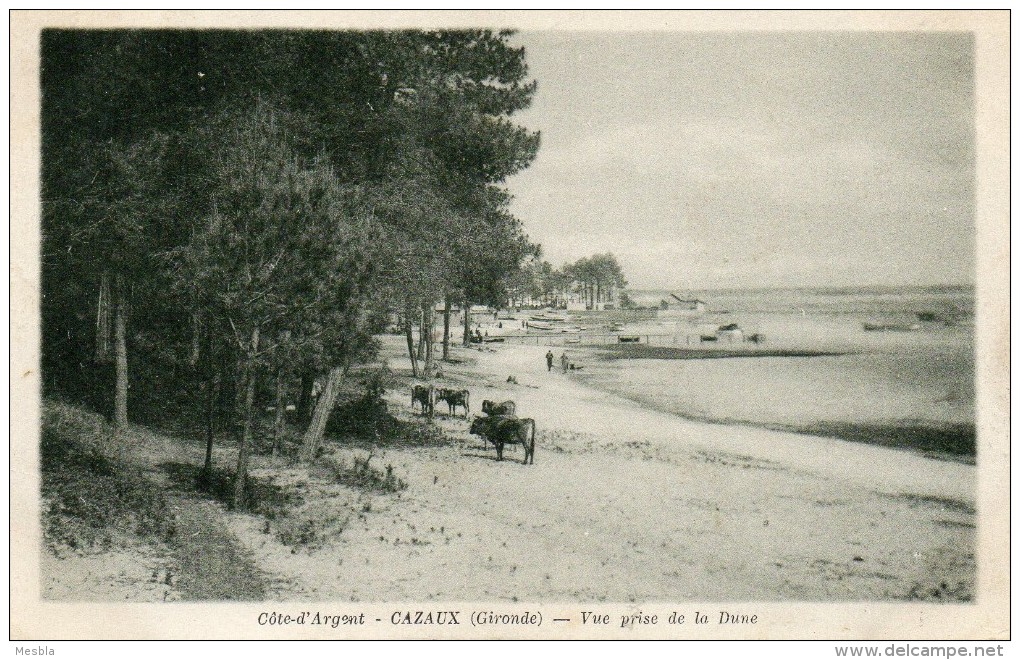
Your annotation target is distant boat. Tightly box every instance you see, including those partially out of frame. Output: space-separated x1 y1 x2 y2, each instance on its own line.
531 312 568 322
863 322 921 332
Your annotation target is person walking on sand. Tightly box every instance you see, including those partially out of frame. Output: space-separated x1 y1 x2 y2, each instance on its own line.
560 352 569 374
546 350 554 372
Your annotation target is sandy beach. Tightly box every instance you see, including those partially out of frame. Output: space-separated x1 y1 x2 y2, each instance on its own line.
40 335 975 604
213 337 975 603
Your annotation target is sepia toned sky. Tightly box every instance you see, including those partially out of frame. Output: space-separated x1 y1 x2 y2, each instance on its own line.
507 31 975 290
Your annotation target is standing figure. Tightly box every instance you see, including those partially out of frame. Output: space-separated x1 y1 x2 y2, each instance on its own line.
546 350 554 372
560 352 569 373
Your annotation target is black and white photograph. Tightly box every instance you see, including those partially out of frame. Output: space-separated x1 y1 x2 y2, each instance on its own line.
10 10 1009 642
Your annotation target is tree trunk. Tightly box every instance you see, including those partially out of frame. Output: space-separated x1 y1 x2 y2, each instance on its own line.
189 313 202 368
113 274 129 429
200 318 217 483
95 271 112 362
404 316 419 377
462 298 471 347
416 305 428 362
442 297 451 361
232 326 259 510
297 370 315 423
424 306 435 377
299 365 345 463
272 364 286 458
202 369 219 481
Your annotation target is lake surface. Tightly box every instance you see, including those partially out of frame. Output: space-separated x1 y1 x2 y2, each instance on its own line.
576 286 976 459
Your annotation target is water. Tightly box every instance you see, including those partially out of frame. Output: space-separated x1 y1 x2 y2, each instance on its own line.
576 286 976 458
624 285 974 352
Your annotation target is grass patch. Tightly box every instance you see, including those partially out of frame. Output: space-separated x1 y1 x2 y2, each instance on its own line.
160 462 298 518
41 403 176 554
271 498 358 553
325 451 407 493
324 369 456 450
327 369 400 439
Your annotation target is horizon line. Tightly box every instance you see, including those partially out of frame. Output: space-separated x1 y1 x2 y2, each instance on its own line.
626 283 976 293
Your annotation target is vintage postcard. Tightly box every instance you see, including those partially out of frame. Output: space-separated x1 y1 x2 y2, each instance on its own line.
10 10 1009 642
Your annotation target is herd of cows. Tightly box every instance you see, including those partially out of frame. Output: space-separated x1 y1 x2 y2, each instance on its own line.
410 385 536 465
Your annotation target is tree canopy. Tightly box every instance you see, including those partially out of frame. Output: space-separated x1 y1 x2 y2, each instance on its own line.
41 28 540 508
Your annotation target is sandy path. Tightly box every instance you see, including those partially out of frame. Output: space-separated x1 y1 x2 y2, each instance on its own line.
41 412 271 603
168 496 266 600
227 340 974 602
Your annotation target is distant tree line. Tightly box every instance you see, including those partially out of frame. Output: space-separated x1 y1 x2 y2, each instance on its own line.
506 253 629 309
41 29 539 508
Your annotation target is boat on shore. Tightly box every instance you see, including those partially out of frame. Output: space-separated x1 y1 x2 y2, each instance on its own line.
530 312 568 322
527 310 575 332
863 322 921 332
530 321 582 333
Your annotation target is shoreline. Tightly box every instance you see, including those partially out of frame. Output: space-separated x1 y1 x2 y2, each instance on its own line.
571 364 975 464
420 340 971 501
561 342 975 463
592 345 858 360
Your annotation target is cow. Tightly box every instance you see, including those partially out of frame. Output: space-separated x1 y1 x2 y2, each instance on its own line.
436 388 470 418
481 399 517 417
411 384 434 416
469 415 536 465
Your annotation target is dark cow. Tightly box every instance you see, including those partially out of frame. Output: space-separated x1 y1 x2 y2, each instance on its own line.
469 415 536 465
436 388 470 417
411 384 434 416
481 399 517 417
477 400 517 449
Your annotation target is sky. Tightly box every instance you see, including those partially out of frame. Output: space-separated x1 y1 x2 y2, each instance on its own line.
505 31 975 291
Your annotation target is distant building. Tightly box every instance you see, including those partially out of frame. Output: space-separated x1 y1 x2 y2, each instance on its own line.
662 294 706 313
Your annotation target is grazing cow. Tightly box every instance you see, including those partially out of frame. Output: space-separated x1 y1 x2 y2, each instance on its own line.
436 388 470 417
469 415 536 465
411 384 434 416
481 399 517 417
